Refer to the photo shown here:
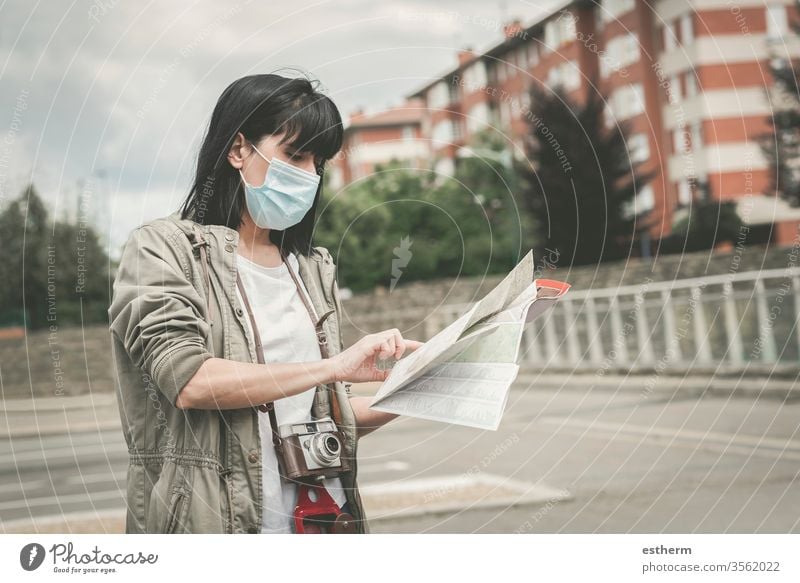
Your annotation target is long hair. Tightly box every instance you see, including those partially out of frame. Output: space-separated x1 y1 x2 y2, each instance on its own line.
179 73 343 256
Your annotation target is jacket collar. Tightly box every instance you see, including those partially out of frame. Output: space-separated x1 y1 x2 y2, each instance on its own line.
166 211 325 263
165 211 334 309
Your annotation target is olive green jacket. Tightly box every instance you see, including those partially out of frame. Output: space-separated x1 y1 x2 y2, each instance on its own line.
108 211 368 534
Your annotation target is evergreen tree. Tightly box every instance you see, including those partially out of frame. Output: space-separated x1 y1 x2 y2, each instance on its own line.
518 84 653 265
0 184 110 330
762 0 800 206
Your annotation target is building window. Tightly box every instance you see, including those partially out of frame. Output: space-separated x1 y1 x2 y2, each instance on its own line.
547 66 559 89
520 89 531 111
636 184 655 213
544 11 577 52
595 4 606 31
767 5 789 40
528 42 540 67
546 61 581 92
663 20 677 52
498 61 507 83
677 179 692 205
685 70 698 98
566 61 581 91
680 13 694 45
518 46 528 69
499 100 512 127
673 127 688 154
428 82 449 110
487 102 500 127
627 133 650 164
434 157 455 177
610 83 645 120
562 12 577 40
432 119 454 144
601 32 640 78
668 75 681 103
690 122 703 150
452 119 463 141
604 102 614 128
402 126 414 141
466 103 490 134
601 0 635 22
623 183 655 217
463 61 487 91
448 80 460 104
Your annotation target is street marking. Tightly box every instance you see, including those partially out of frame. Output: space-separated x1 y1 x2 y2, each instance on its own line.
360 473 572 520
358 461 410 474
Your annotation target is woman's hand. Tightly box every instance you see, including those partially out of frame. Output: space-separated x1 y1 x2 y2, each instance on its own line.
330 328 424 383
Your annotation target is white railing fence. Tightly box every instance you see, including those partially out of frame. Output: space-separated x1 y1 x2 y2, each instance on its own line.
349 268 800 372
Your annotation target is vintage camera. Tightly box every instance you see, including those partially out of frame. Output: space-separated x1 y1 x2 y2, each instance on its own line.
277 417 352 481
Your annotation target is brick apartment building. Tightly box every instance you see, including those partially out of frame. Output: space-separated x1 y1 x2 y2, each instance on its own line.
334 0 800 244
328 99 429 189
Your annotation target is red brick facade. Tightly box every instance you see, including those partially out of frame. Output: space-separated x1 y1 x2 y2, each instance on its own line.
405 0 800 245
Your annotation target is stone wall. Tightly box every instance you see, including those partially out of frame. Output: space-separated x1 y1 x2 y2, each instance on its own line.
0 324 114 400
2 244 796 400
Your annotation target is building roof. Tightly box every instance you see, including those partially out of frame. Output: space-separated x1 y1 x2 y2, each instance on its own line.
407 0 579 99
346 100 425 130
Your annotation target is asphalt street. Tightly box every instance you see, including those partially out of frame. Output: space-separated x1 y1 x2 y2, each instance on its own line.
1 383 798 533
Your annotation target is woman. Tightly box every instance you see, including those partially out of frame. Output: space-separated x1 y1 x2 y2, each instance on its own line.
108 73 422 534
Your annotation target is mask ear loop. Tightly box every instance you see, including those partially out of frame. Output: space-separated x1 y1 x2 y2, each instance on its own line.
240 140 271 188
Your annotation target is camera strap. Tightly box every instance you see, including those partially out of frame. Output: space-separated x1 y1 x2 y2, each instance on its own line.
234 247 344 450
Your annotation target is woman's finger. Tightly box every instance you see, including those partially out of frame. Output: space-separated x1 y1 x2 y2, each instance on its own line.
377 340 393 359
391 329 405 359
383 335 395 357
404 339 424 351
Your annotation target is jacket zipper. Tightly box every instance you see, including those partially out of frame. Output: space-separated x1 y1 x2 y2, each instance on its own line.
191 227 235 534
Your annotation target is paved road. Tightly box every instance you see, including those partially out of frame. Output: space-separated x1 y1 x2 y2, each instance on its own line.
1 384 799 532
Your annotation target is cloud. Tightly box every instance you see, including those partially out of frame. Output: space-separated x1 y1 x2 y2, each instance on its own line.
0 0 559 248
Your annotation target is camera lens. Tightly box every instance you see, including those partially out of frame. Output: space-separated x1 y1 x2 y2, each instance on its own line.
324 435 340 455
309 433 341 466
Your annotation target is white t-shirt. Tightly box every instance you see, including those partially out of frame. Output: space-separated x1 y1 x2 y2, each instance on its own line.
235 250 347 534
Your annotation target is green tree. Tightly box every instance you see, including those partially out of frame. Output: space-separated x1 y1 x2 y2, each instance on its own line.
433 129 529 275
665 184 743 253
518 84 653 265
0 197 28 326
0 184 110 330
762 0 800 206
318 143 527 293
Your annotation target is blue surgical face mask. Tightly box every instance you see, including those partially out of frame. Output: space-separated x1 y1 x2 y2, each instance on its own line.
238 142 320 230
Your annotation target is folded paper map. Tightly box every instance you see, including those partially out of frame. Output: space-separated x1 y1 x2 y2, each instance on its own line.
369 250 570 430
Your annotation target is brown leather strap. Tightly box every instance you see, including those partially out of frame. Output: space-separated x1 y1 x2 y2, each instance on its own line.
278 248 344 429
235 247 343 448
235 272 282 451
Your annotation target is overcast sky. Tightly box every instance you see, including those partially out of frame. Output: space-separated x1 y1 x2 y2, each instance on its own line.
0 0 562 255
